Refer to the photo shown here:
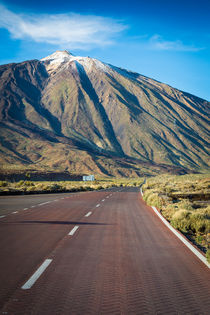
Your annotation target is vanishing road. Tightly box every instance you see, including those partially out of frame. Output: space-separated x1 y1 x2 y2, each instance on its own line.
0 187 209 314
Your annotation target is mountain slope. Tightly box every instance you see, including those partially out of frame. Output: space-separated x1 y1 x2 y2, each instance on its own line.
0 50 209 177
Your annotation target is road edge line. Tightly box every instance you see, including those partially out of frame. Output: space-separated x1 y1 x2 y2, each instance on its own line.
150 205 210 268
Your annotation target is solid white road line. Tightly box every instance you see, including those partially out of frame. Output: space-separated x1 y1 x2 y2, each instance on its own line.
96 204 100 208
21 259 52 290
151 206 210 269
68 226 79 236
0 215 6 219
85 211 92 217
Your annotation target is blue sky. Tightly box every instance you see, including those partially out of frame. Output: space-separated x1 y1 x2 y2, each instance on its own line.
0 0 209 100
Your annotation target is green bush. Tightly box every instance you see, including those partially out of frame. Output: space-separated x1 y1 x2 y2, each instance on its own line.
143 192 163 209
26 186 36 192
41 184 53 191
17 180 25 187
50 184 63 191
179 200 194 211
195 235 204 244
172 209 190 220
206 249 210 263
24 181 35 187
171 217 191 233
190 213 210 234
0 181 8 187
171 210 191 232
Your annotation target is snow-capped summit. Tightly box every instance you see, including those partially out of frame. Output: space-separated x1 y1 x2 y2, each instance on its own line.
41 50 73 62
41 50 109 74
41 50 73 72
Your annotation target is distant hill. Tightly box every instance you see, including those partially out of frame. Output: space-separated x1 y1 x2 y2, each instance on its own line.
0 50 209 177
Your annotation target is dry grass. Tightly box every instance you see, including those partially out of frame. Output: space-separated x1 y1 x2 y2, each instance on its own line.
0 177 144 195
142 173 210 261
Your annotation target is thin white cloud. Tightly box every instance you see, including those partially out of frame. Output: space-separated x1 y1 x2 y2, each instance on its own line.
0 4 127 49
149 34 204 52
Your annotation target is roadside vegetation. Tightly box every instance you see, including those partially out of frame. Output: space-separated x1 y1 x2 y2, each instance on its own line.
142 173 210 262
0 177 144 195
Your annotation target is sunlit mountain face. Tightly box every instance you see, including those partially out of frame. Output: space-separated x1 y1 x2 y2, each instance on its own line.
0 50 209 177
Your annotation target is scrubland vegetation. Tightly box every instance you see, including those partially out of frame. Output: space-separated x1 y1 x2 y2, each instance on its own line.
0 177 144 195
142 174 210 262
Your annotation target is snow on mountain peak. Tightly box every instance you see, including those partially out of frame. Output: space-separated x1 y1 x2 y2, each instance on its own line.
41 50 110 74
41 50 73 66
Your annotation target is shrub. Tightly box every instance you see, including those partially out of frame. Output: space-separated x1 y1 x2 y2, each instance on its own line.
195 235 204 244
172 209 191 220
76 186 85 191
0 181 8 187
162 204 178 220
50 184 62 191
190 213 210 234
17 180 25 187
171 217 191 233
179 200 194 211
143 192 163 209
24 181 35 187
69 187 77 192
84 186 93 191
26 186 36 192
206 249 210 263
41 184 56 191
35 183 45 190
171 210 191 232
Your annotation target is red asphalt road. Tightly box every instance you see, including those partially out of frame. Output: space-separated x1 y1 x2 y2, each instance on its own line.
0 187 209 314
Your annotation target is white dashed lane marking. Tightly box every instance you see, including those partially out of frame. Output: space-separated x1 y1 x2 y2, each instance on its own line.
21 259 53 290
38 201 51 206
85 211 92 217
23 208 28 210
68 226 79 236
12 211 18 214
96 204 100 208
0 215 6 219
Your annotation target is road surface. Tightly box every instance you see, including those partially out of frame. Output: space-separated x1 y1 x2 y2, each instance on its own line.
0 187 209 314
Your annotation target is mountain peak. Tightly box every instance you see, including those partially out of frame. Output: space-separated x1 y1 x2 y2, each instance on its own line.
41 50 75 73
41 50 73 63
41 50 109 74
